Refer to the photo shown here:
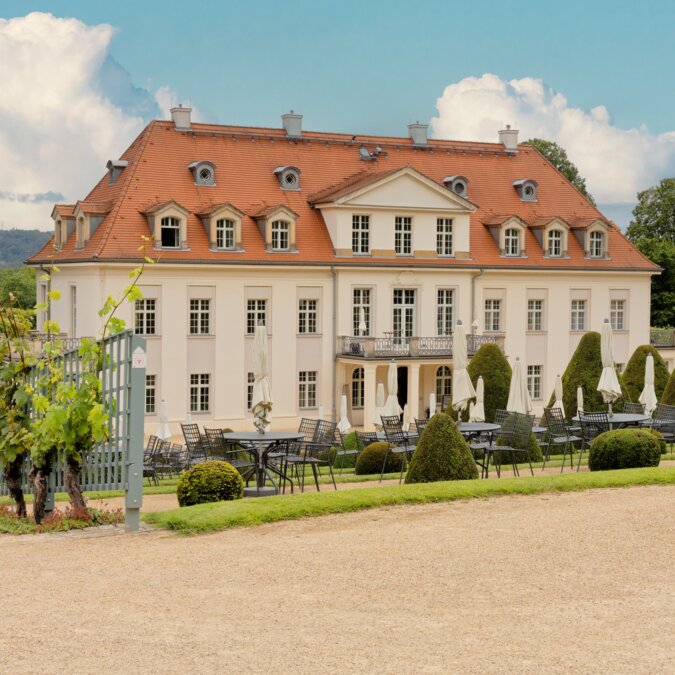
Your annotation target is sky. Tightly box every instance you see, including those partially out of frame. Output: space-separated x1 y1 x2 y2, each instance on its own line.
1 0 675 231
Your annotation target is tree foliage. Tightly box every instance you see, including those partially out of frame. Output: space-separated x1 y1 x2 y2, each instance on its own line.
621 345 670 403
0 229 51 268
465 343 511 423
662 369 675 406
0 267 36 311
626 178 675 327
525 138 595 205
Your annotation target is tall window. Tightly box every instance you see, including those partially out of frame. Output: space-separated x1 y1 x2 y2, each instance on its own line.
571 300 586 331
527 365 542 400
145 374 156 415
393 289 416 338
190 374 210 413
484 299 502 332
436 289 454 335
547 230 562 257
504 228 520 256
298 371 317 408
394 216 412 255
160 216 180 248
352 367 364 408
271 220 289 250
436 218 453 256
527 299 543 332
135 298 156 335
353 288 371 336
247 299 267 334
352 215 370 254
216 218 234 249
435 366 452 400
298 299 318 334
76 217 85 247
247 372 254 411
69 285 77 337
189 299 210 335
610 299 625 330
589 231 604 258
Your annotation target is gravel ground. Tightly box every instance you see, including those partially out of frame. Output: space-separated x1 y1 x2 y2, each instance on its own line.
1 485 673 673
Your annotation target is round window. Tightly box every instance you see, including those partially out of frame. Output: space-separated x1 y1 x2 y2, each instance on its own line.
524 185 534 197
199 167 212 182
454 181 466 196
284 172 298 186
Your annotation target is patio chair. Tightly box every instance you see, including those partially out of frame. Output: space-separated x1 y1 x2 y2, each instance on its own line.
204 428 257 479
181 423 208 466
154 439 175 479
332 428 361 475
477 411 534 478
414 418 428 437
578 411 610 470
143 439 161 486
380 414 416 484
440 394 452 413
284 419 337 492
650 403 675 451
623 402 646 414
543 407 583 472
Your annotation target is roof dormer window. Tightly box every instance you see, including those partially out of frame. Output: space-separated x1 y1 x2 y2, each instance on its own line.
107 159 128 185
443 175 469 198
188 161 216 186
273 166 301 190
513 179 538 202
504 228 521 256
547 229 562 257
252 204 298 252
161 216 180 248
143 200 189 250
271 220 290 250
589 230 604 258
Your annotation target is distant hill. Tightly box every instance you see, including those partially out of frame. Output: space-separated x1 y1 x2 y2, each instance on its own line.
0 229 51 267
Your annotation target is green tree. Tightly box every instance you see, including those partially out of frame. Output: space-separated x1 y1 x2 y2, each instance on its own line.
626 178 675 327
464 343 511 423
525 138 595 204
0 267 36 310
662 369 675 406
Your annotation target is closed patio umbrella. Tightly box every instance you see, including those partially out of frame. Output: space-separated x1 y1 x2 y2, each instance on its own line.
382 361 403 417
597 319 622 415
402 403 410 432
156 400 171 440
358 306 367 336
507 357 532 414
577 386 584 414
553 375 565 418
452 320 476 412
428 392 436 418
337 394 351 433
639 354 657 416
470 376 485 422
251 323 273 433
373 382 386 425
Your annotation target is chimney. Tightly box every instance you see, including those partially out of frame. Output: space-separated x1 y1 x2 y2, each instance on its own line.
408 122 428 146
170 105 192 131
499 124 519 153
282 111 303 138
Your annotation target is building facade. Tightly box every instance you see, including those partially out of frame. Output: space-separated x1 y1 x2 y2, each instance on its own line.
29 109 658 434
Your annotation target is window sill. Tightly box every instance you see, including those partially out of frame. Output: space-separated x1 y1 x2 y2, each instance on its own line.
612 329 629 334
187 334 215 338
395 254 413 258
570 330 587 334
526 331 547 336
136 333 161 338
352 252 371 257
299 407 318 411
188 411 211 416
245 333 271 338
210 247 245 253
437 254 455 258
297 333 322 338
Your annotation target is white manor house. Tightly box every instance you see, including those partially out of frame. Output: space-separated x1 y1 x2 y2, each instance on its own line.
29 108 659 433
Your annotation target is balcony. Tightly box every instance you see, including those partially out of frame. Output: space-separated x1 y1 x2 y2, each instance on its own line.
650 328 675 349
29 331 84 354
338 334 504 359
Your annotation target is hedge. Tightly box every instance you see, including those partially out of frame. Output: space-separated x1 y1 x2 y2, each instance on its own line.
176 461 244 506
622 345 670 404
460 343 512 423
588 429 661 471
662 369 675 406
354 442 404 475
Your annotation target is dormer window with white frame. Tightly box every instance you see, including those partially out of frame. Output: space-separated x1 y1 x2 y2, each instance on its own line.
144 201 189 250
198 203 244 251
547 229 562 257
513 179 538 202
252 205 298 252
273 166 301 190
161 217 180 248
216 218 235 249
271 220 290 250
188 161 216 186
75 217 85 250
589 230 605 258
504 228 521 256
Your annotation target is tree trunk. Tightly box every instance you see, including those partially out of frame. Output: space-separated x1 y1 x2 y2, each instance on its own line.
3 455 27 518
29 464 50 525
65 454 86 511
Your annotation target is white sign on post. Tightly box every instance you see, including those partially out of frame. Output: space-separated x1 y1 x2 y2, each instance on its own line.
132 346 147 369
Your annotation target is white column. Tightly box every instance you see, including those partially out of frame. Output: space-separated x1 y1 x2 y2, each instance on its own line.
408 363 420 422
362 363 377 431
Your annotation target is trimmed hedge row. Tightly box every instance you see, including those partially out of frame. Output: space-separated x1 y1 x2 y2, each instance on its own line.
588 429 661 471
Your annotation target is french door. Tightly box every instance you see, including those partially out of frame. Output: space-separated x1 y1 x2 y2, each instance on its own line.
393 289 416 338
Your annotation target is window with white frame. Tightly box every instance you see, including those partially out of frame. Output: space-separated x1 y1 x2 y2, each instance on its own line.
393 289 416 338
527 299 543 332
69 285 77 337
527 365 542 400
190 373 210 413
247 299 267 334
610 299 625 330
352 288 371 336
271 220 289 250
298 299 318 334
189 299 210 335
435 365 452 400
484 299 502 332
298 371 317 408
394 216 412 255
135 298 156 335
589 231 604 258
436 289 454 336
570 299 586 331
145 374 156 414
247 372 254 410
352 215 370 254
352 367 364 408
504 228 520 256
216 218 235 249
160 216 180 248
436 218 453 256
547 229 562 257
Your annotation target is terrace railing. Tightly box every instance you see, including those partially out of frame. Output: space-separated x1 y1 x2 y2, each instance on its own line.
650 328 675 348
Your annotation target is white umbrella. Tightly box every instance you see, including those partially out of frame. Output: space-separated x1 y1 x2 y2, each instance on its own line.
639 354 657 416
156 399 171 440
507 358 532 414
470 376 485 422
318 404 324 420
358 306 367 336
402 403 410 432
452 321 476 412
553 375 565 418
577 386 584 413
251 323 273 433
597 319 622 414
382 361 403 417
186 410 193 424
337 394 351 433
429 392 436 418
373 382 386 425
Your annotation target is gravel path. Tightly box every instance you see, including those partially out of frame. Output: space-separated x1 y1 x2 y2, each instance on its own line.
1 485 673 673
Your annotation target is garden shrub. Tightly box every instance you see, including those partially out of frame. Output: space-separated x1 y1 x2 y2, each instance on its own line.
621 345 670 404
405 413 478 483
176 461 244 507
493 431 544 465
648 429 668 454
588 429 661 471
662 369 675 406
354 441 403 475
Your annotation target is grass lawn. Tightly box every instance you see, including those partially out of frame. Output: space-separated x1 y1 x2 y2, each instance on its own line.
143 465 675 534
0 507 124 535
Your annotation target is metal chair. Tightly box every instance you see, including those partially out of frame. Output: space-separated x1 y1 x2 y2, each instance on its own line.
332 429 361 475
650 403 675 451
285 419 337 492
180 423 208 465
414 418 428 437
204 428 256 479
543 407 583 472
380 414 416 484
623 402 646 414
143 438 161 486
578 412 610 470
480 411 534 478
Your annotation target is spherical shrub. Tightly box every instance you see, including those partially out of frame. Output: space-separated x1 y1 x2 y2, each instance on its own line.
648 429 668 454
588 429 661 471
405 413 478 483
354 441 403 475
176 461 244 506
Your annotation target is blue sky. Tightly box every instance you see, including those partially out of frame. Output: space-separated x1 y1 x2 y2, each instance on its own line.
1 1 674 229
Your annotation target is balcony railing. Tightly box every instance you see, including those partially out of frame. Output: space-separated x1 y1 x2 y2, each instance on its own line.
29 331 84 354
338 334 503 359
650 328 675 348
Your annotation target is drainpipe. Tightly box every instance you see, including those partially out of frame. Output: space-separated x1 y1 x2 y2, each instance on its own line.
331 265 337 421
39 264 51 329
470 267 485 332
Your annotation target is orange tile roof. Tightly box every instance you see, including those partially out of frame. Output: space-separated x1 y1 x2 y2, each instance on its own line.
28 120 658 271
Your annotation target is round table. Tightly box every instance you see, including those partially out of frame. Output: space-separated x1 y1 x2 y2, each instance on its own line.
223 431 303 497
572 413 648 430
458 422 501 435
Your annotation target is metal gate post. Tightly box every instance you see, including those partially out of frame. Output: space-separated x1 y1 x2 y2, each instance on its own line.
125 334 146 532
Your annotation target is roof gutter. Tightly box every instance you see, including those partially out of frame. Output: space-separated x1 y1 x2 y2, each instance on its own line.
331 265 337 421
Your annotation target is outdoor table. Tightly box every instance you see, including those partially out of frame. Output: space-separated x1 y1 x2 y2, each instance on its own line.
223 431 303 497
572 413 649 430
458 422 501 479
375 431 419 444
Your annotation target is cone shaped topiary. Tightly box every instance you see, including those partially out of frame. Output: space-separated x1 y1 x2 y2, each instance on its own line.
622 345 670 404
660 368 675 406
405 413 478 483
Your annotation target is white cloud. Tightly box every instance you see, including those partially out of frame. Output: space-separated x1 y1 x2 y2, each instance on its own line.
430 74 675 212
